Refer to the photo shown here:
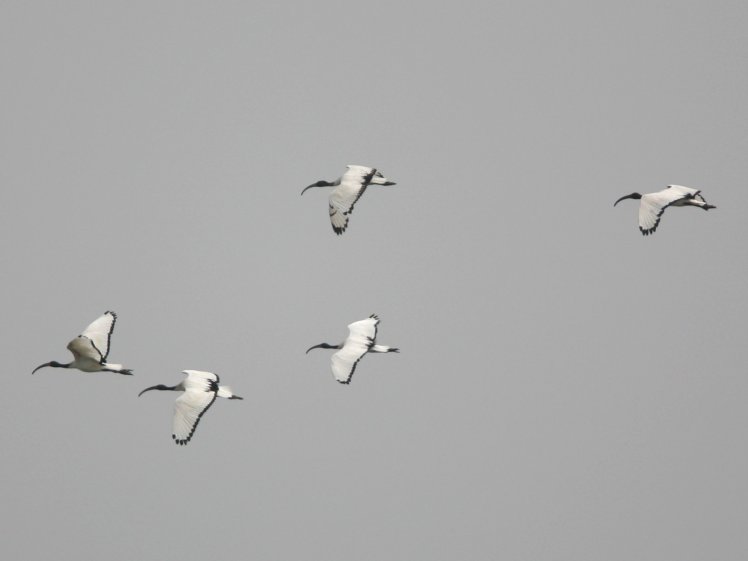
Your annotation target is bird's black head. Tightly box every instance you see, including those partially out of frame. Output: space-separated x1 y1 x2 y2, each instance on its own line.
613 192 642 207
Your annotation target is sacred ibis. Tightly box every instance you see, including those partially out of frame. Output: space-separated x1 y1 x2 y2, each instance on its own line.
138 370 243 445
301 165 396 235
614 185 716 236
32 311 133 375
306 314 399 384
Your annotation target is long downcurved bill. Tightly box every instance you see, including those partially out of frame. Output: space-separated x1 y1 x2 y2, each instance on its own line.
305 343 331 354
614 194 636 207
138 385 161 397
300 184 319 196
31 362 53 375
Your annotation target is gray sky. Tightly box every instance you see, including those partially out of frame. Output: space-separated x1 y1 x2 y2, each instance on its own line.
2 1 748 560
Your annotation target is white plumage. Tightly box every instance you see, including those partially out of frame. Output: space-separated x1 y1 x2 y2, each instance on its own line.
614 185 716 236
301 165 396 235
306 314 399 384
32 311 132 375
138 370 243 445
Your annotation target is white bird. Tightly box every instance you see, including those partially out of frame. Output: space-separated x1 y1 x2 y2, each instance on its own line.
301 165 396 235
614 185 716 236
138 370 243 445
32 311 133 375
306 314 399 384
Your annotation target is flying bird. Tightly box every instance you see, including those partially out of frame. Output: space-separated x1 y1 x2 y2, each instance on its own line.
301 165 396 234
138 370 243 445
306 314 399 384
614 185 716 236
32 311 133 375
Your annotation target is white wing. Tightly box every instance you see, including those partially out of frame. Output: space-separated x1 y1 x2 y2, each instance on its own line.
78 311 117 361
638 187 694 235
171 371 220 444
172 390 217 445
668 184 708 203
330 315 379 384
66 336 103 363
667 185 700 197
328 165 377 235
182 370 220 392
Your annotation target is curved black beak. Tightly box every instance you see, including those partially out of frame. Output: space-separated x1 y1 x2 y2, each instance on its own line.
31 362 53 375
300 184 318 196
138 385 161 397
306 343 336 354
614 193 638 207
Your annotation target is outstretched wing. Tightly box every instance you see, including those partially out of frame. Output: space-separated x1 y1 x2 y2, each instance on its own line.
78 311 118 361
66 336 104 363
668 184 709 204
173 390 217 445
638 187 693 235
172 370 220 445
331 314 379 384
328 165 377 235
182 370 220 392
667 185 700 197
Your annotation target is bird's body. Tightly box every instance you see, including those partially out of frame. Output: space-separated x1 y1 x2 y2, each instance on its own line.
306 314 399 384
301 165 396 234
32 311 132 375
139 370 242 445
614 185 716 235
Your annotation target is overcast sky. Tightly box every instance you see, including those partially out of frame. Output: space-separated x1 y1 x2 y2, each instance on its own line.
2 1 748 560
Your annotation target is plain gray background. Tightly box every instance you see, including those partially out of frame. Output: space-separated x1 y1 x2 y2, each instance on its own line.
2 1 747 559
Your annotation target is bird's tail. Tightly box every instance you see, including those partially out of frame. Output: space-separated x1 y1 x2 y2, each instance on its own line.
104 363 133 375
218 385 243 399
370 172 396 186
371 345 399 353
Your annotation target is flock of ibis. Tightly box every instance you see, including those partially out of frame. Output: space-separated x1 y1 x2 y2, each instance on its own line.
31 164 716 445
